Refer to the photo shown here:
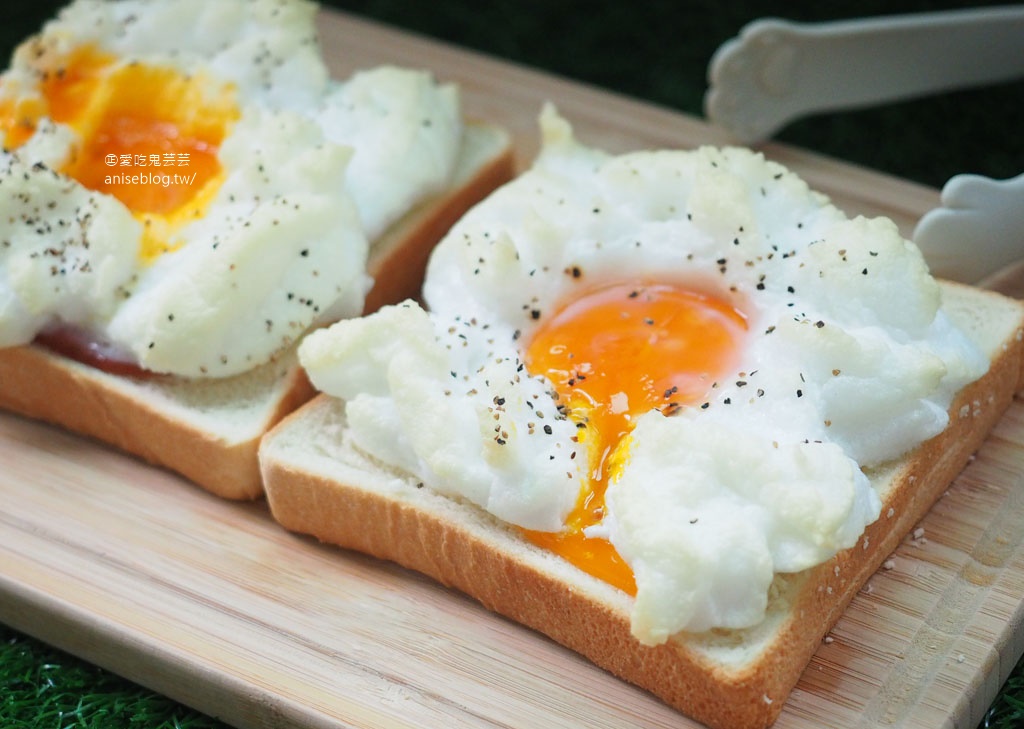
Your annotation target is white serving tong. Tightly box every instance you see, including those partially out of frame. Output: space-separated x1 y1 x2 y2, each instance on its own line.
704 6 1024 285
915 171 1024 285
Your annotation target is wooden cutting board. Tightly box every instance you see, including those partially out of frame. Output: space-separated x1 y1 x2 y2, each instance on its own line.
2 9 1022 729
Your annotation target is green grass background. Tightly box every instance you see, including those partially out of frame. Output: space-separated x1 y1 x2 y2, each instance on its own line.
2 1 1023 727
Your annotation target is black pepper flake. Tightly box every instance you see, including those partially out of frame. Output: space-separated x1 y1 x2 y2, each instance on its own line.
300 249 309 257
530 309 541 320
736 380 748 388
543 424 553 435
815 320 825 328
862 268 869 275
663 386 678 399
700 402 710 409
796 389 804 397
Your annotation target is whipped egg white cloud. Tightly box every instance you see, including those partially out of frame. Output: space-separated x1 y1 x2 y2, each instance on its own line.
0 0 461 377
300 105 988 641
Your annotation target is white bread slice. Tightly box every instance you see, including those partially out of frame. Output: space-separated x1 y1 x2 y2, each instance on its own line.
259 280 1024 729
0 122 514 500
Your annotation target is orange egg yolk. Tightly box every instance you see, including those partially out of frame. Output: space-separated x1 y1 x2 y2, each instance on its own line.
523 282 748 594
0 44 238 263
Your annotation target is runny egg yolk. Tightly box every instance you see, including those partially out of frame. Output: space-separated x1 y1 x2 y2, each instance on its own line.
0 44 238 263
523 282 748 594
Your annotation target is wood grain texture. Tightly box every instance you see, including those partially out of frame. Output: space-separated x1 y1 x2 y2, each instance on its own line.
0 8 1022 729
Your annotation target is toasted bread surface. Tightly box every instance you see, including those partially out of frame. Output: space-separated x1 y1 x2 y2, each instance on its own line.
0 123 514 499
260 281 1024 728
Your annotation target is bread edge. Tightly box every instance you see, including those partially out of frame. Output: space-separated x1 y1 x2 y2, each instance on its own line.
0 121 515 500
259 281 1024 728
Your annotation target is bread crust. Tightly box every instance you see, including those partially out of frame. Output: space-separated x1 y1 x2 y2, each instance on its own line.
0 123 514 500
0 345 314 498
260 282 1024 728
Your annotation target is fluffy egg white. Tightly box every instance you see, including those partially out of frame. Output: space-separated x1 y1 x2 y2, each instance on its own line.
301 105 989 642
0 0 461 377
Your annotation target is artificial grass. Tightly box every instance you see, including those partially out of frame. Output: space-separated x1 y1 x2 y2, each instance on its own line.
1 1 1023 727
0 626 227 729
4 623 1024 728
986 664 1024 729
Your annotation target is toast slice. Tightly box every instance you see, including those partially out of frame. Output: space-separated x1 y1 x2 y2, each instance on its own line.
259 280 1024 729
0 122 514 500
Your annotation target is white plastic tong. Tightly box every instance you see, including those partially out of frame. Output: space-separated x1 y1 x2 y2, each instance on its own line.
704 6 1024 285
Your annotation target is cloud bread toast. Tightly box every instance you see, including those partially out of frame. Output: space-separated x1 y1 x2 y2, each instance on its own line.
0 122 514 499
259 109 1024 727
261 280 1022 728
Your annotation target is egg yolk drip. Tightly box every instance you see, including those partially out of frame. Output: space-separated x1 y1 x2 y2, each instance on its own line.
0 44 238 263
523 282 748 594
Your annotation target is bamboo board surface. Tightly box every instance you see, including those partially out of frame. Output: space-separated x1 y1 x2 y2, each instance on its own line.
1 8 1023 729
